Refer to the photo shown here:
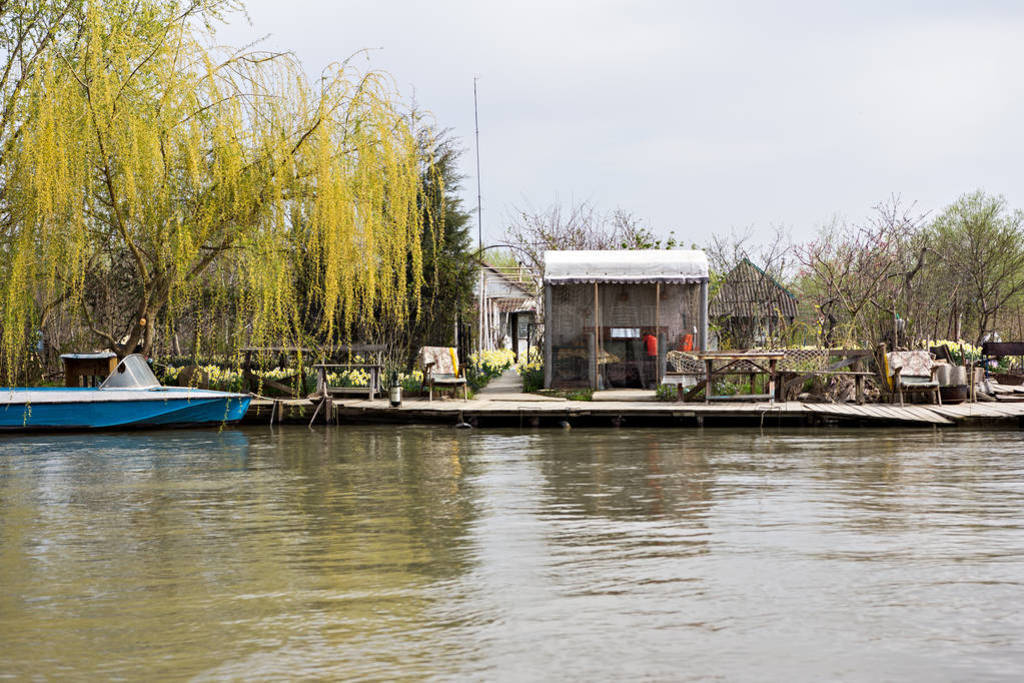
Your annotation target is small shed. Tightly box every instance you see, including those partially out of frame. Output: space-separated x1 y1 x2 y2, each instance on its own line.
543 250 709 389
61 352 118 387
710 258 798 347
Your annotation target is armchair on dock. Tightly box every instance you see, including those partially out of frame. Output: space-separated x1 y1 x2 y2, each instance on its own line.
877 345 942 407
418 346 468 401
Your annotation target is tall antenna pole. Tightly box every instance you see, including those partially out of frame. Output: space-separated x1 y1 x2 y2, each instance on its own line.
474 77 484 353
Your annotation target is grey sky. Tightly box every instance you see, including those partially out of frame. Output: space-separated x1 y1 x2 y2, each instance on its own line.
219 1 1024 247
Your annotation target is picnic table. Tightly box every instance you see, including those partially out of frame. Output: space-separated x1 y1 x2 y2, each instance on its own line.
664 348 876 404
693 351 785 404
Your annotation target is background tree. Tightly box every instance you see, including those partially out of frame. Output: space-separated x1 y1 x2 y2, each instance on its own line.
0 0 82 192
796 198 927 346
352 125 476 366
928 190 1024 343
1 0 427 378
503 198 676 277
705 224 794 290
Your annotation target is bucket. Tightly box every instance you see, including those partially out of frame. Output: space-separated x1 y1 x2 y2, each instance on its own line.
935 365 952 386
951 366 967 386
940 384 968 404
389 385 402 407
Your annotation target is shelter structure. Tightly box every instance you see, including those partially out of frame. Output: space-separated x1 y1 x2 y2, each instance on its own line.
709 258 798 348
543 250 709 389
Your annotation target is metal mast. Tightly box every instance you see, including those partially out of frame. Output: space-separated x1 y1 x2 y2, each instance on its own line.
474 77 484 353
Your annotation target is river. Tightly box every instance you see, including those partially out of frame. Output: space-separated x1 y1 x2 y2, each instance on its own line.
1 426 1022 680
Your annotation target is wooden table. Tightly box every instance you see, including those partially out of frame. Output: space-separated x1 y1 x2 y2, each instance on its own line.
313 363 383 401
693 351 785 404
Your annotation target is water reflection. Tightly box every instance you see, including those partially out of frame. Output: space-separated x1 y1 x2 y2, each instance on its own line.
0 426 485 679
1 426 1023 679
531 430 714 521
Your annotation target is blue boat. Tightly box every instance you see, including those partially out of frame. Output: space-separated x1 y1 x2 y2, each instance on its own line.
0 354 251 431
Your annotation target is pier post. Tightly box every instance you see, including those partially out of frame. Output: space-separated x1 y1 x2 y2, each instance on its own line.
699 280 709 351
593 282 600 390
544 284 553 389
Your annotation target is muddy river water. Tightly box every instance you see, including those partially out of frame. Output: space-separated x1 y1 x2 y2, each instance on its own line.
1 426 1022 679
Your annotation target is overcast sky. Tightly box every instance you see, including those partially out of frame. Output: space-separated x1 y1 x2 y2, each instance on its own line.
218 1 1024 248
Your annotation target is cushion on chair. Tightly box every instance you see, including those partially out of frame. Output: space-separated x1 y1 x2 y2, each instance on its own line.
887 350 933 378
418 346 459 376
899 376 938 388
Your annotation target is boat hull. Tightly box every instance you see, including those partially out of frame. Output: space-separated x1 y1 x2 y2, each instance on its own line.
0 389 251 431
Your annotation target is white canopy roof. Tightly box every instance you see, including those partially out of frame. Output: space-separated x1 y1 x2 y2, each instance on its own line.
543 249 709 284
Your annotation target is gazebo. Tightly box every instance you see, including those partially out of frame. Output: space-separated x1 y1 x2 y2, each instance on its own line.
543 250 709 389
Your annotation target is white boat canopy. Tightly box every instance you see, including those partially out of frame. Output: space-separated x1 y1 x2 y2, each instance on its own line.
99 354 161 390
543 249 709 284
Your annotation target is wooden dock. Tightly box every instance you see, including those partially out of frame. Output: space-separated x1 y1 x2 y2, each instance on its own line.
242 397 1024 429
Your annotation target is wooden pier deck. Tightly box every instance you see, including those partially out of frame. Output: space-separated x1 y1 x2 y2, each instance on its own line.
243 396 1024 429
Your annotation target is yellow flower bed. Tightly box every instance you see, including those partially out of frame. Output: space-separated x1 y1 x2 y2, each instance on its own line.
516 346 543 374
469 348 517 376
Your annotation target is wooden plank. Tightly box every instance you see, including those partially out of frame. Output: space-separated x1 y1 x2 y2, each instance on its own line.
857 405 894 419
901 406 953 424
852 405 884 419
878 405 915 420
805 403 863 420
320 395 972 425
802 402 943 424
972 405 1012 418
707 393 773 401
850 404 948 424
925 406 973 421
972 402 1024 417
847 403 880 419
943 404 1012 420
927 404 982 419
693 352 786 360
862 404 945 424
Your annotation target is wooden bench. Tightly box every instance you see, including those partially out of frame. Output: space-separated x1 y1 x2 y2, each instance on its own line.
660 372 698 401
313 363 382 401
778 350 874 403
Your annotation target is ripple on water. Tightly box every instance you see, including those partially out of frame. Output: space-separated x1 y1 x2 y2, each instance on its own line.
2 426 1024 679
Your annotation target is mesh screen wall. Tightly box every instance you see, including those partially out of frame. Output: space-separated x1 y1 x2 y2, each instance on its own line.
546 282 702 389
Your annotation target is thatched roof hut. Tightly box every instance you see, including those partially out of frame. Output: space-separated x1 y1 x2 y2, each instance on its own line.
710 258 797 347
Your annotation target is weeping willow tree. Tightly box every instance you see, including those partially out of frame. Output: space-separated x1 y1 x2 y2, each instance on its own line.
0 0 427 379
